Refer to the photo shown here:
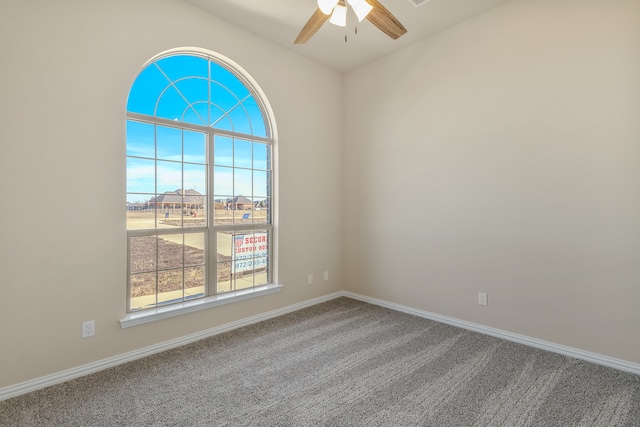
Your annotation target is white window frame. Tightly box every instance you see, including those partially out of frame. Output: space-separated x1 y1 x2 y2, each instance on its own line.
121 49 280 328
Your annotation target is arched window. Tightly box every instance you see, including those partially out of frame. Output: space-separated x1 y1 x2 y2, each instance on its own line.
125 49 276 317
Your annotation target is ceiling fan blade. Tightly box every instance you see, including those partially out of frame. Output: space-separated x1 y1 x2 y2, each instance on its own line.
294 8 331 44
365 0 407 40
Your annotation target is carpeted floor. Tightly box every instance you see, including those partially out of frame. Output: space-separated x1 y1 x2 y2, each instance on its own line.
2 297 640 426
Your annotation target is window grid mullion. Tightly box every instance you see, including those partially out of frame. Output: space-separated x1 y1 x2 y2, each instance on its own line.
127 112 272 144
207 128 216 297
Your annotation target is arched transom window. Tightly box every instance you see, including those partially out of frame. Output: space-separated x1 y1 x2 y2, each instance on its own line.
125 50 276 316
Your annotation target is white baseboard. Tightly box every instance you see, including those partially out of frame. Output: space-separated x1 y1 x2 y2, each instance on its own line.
2 290 638 401
0 292 343 402
343 291 640 376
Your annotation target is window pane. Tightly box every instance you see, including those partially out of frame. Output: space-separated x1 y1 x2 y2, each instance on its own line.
214 136 233 166
253 142 268 170
253 171 269 197
214 197 233 225
184 164 206 195
127 65 169 116
158 234 184 270
130 271 156 311
127 158 155 194
254 257 269 285
231 197 252 224
234 169 252 198
216 231 233 259
157 269 184 305
234 139 252 169
185 266 205 300
130 235 157 273
211 62 250 99
236 207 251 224
254 233 269 258
213 166 233 195
243 97 267 138
185 233 205 266
184 131 206 164
127 195 155 230
126 121 155 158
156 161 182 193
235 273 254 290
156 126 182 161
158 207 182 228
233 231 268 263
217 261 232 293
232 231 269 291
253 200 269 225
184 196 206 228
233 233 251 263
157 54 208 81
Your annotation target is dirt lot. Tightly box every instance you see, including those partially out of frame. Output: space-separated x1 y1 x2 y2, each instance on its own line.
129 236 231 297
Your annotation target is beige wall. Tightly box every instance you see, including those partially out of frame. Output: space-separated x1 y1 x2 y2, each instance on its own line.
0 0 343 388
344 0 640 363
2 0 639 391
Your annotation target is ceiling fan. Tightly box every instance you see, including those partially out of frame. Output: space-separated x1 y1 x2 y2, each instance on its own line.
294 0 407 44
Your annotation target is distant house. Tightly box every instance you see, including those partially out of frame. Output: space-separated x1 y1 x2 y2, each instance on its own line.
148 189 204 210
227 195 253 210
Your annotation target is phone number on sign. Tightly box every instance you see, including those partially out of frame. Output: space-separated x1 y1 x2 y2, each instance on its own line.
234 258 268 271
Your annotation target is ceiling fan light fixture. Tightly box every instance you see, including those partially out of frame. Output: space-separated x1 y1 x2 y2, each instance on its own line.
295 0 406 44
329 4 347 27
346 0 373 22
317 0 340 15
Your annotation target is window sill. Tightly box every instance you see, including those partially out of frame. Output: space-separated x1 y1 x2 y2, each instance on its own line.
119 284 284 328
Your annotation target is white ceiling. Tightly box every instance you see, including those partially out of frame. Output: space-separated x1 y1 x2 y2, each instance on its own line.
184 0 513 72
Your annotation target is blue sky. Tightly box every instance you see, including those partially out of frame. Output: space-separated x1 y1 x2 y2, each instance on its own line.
127 54 266 136
125 54 270 204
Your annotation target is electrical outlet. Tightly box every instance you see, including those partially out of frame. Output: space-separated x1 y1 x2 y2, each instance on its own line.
478 293 488 306
82 320 95 338
308 274 313 285
324 271 329 281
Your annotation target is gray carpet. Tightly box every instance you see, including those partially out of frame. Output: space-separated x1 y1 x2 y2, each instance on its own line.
2 297 639 426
